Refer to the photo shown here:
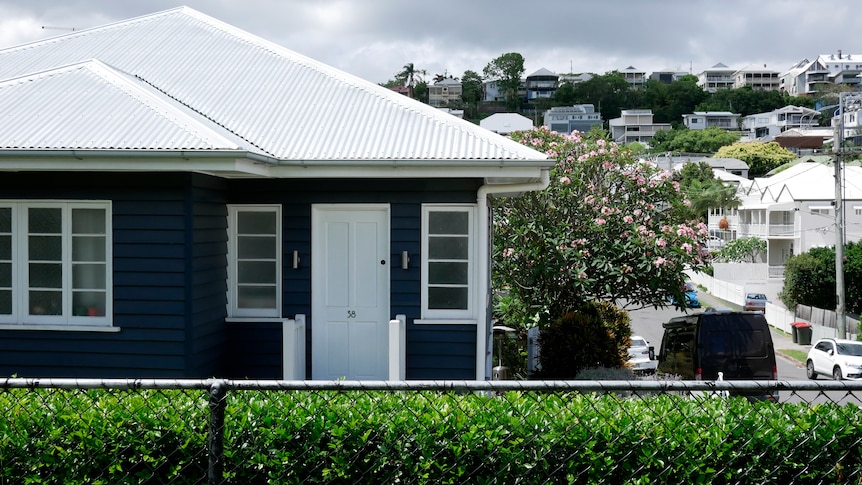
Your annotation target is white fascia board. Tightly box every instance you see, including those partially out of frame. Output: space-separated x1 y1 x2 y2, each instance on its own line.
267 163 550 180
0 152 274 176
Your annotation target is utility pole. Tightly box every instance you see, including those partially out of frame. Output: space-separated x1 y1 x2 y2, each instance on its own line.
833 92 846 339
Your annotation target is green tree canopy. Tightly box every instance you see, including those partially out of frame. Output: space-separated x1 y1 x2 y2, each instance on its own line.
483 52 525 111
713 141 796 178
460 70 483 120
713 237 767 264
780 242 862 315
494 127 710 327
569 71 637 121
673 161 740 221
646 75 710 124
396 62 427 99
695 86 816 117
652 127 740 154
551 80 578 105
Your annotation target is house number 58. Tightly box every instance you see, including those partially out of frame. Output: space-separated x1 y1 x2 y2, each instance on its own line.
347 310 356 318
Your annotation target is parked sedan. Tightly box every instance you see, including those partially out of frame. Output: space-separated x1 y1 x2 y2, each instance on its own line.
628 335 657 374
743 293 769 312
806 338 862 380
669 282 701 308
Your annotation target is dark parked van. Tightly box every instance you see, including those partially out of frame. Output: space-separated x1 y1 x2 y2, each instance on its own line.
657 309 777 400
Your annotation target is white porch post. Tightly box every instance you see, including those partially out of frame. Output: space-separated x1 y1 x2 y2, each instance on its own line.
282 314 306 380
388 314 406 380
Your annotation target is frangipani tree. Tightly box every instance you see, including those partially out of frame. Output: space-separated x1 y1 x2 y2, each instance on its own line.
494 127 710 327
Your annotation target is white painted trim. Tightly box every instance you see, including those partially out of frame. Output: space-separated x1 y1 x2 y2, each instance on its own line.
476 170 551 380
0 324 119 332
226 205 282 318
388 314 406 380
0 200 113 326
282 315 306 380
413 319 477 325
420 204 478 320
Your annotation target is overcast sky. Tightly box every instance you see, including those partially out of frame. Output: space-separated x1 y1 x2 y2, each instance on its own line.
0 1 858 84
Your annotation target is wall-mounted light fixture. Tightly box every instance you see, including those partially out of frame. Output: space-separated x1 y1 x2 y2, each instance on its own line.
292 250 300 269
401 250 410 270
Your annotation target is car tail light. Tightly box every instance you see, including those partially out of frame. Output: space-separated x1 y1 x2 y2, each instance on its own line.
772 365 778 380
695 368 702 380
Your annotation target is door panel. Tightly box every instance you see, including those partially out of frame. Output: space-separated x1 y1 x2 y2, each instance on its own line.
312 206 389 380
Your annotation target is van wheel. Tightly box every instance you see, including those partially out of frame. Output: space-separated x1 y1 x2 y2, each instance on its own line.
833 366 843 381
806 360 817 380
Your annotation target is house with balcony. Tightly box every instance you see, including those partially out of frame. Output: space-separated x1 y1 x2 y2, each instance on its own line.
833 95 862 146
543 104 603 134
620 66 646 90
697 63 735 93
428 77 462 108
608 109 671 145
780 51 862 96
708 161 862 284
741 105 820 142
682 111 740 131
525 68 558 101
733 65 780 90
649 68 688 84
483 79 527 103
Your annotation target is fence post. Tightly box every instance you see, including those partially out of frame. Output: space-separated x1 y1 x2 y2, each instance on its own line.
208 380 227 485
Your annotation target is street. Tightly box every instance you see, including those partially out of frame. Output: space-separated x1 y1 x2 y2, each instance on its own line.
626 295 860 405
628 295 804 380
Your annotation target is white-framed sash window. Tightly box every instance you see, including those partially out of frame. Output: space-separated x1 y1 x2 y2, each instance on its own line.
420 204 477 322
0 201 112 327
227 205 281 318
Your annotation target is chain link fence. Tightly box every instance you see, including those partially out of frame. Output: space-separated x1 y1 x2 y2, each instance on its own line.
1 378 860 484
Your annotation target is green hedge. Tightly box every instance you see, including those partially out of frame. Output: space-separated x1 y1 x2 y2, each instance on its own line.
0 389 859 483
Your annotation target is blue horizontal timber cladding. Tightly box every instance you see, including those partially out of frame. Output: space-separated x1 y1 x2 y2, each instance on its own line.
0 172 226 378
0 172 483 380
223 178 481 380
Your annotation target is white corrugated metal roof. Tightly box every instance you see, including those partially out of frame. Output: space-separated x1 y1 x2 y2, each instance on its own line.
0 7 547 168
0 59 248 151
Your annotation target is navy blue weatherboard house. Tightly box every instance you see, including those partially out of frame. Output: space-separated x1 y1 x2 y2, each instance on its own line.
0 7 550 380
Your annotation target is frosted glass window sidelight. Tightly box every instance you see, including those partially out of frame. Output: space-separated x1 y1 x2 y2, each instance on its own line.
422 205 476 319
228 206 281 318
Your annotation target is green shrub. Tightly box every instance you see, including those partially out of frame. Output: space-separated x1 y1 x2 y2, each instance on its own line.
533 301 631 379
0 388 859 483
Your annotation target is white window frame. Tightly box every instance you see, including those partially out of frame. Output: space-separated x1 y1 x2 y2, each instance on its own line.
419 204 477 323
810 206 832 216
0 201 114 330
227 205 282 318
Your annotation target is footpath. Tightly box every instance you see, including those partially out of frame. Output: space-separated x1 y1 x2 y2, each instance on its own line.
696 290 810 368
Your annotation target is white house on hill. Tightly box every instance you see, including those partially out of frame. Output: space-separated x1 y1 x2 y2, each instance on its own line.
480 113 533 135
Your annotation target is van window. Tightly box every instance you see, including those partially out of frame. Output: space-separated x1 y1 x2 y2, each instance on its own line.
702 330 731 357
736 329 769 357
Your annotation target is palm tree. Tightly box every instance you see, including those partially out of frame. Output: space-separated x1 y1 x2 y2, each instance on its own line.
397 63 426 99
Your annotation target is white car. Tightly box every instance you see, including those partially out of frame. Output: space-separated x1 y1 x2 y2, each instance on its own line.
806 338 862 380
628 335 657 374
706 235 725 251
743 293 769 312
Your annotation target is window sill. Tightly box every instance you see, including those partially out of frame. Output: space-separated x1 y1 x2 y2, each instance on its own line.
226 317 289 323
414 319 477 325
0 324 120 332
